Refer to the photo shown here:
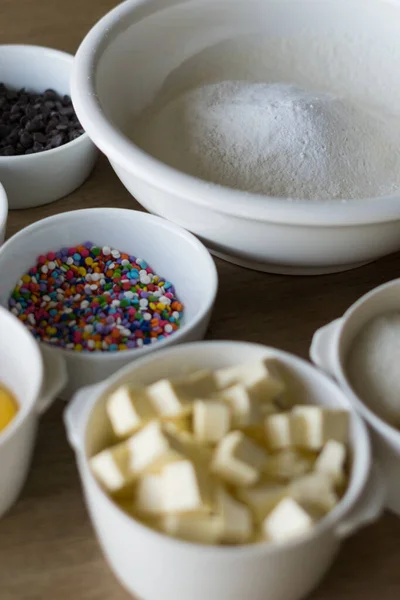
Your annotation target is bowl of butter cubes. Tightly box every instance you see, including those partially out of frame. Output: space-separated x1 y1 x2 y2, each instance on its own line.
64 340 384 600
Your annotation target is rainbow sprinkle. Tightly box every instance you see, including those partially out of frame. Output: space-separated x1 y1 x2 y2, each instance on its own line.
8 242 183 352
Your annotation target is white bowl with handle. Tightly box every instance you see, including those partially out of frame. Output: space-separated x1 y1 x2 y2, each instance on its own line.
310 278 400 517
64 341 384 600
0 305 66 519
71 0 400 275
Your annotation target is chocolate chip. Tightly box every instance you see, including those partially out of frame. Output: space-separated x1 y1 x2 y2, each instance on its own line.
50 133 65 147
60 106 74 117
0 83 85 154
44 89 57 100
33 132 46 144
20 132 33 148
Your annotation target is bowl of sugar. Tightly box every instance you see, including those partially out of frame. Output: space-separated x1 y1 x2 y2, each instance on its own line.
72 0 400 275
310 278 400 517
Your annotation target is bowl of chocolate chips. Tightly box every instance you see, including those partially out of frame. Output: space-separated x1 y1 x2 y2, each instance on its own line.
0 45 98 209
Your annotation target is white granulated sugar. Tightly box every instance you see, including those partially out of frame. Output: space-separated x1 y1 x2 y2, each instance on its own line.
134 81 400 201
347 312 400 428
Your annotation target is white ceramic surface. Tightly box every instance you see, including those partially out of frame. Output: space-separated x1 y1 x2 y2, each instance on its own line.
71 0 400 275
65 341 383 600
0 208 218 398
0 44 98 209
310 279 400 517
0 306 66 519
0 182 8 244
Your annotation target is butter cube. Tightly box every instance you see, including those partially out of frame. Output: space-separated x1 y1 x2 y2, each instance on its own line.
291 406 349 451
289 472 338 514
146 379 190 418
215 358 285 401
315 440 346 486
163 459 212 513
134 473 165 516
263 497 314 543
217 486 253 544
193 399 231 444
90 441 132 492
263 450 313 480
175 370 217 398
265 412 293 450
106 385 157 437
236 482 286 522
127 422 184 474
219 384 261 427
212 431 268 486
161 512 222 544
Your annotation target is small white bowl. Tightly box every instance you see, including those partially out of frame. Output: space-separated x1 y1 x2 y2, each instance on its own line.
0 182 8 244
0 44 98 209
0 306 66 519
311 279 400 517
64 341 383 600
0 208 218 398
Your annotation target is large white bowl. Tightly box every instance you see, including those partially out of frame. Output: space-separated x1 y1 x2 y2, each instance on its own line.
0 45 98 209
0 208 218 398
64 341 383 600
71 0 400 275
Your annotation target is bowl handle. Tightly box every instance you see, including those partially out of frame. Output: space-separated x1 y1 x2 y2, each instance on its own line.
36 346 67 414
309 318 343 377
334 463 386 539
63 382 106 453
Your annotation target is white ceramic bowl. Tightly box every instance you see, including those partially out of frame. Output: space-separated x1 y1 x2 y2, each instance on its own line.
310 279 400 517
71 0 400 275
0 306 66 519
0 208 218 398
65 341 384 600
0 44 98 209
0 182 8 244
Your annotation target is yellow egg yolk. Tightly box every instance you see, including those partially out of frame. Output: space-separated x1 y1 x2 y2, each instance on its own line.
0 385 19 433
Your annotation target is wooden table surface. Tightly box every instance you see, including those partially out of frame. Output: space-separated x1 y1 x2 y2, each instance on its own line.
1 0 400 598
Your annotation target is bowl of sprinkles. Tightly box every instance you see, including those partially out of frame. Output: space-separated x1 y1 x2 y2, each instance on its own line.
0 208 218 398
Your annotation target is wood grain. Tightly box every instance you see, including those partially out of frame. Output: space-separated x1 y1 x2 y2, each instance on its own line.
1 0 400 598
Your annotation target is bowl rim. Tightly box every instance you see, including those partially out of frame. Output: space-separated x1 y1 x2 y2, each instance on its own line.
0 43 92 162
0 182 8 225
75 340 372 556
0 207 218 362
71 0 400 227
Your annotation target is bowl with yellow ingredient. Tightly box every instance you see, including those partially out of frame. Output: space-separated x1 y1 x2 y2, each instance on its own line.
65 341 384 600
0 306 67 518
